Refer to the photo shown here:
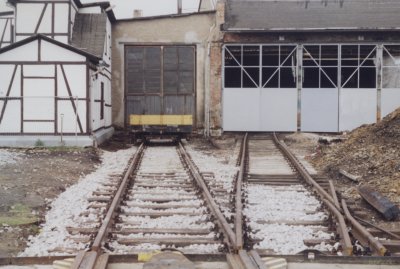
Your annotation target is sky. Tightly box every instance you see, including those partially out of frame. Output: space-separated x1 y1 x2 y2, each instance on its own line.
81 0 202 18
0 0 205 19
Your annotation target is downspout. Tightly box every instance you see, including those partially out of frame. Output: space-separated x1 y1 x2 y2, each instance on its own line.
204 22 216 137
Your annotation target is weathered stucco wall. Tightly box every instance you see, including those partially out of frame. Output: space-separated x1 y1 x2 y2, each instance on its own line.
111 12 216 132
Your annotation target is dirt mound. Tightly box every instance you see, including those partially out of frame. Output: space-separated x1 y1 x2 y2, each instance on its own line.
312 108 400 204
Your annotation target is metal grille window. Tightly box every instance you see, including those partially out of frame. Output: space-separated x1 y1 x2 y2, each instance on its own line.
382 45 400 88
262 45 296 88
224 45 260 88
303 45 338 88
224 45 296 88
341 45 376 88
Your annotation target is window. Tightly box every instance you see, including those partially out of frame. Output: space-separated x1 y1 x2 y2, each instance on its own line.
341 45 376 88
303 45 338 88
224 45 297 88
382 45 400 89
100 82 104 120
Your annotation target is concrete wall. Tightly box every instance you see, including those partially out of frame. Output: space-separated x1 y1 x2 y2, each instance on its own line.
111 12 216 132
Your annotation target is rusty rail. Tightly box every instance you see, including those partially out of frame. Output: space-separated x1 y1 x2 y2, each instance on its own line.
235 133 248 250
272 132 391 257
72 143 145 269
342 200 388 256
272 133 352 254
178 142 237 249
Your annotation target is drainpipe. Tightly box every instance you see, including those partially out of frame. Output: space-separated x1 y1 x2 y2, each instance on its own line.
204 23 216 137
177 0 182 14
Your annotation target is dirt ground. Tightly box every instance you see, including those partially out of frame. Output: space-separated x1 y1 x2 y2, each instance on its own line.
283 123 400 232
0 147 100 257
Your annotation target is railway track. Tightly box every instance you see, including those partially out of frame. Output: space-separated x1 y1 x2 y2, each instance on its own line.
67 140 238 269
4 133 400 269
240 134 338 255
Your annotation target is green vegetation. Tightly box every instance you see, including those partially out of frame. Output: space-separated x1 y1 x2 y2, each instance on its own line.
0 203 38 226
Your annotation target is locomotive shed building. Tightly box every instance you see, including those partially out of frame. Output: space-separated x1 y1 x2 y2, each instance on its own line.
214 0 400 133
1 0 400 146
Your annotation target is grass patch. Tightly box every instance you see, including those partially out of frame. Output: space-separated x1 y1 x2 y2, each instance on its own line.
0 204 38 226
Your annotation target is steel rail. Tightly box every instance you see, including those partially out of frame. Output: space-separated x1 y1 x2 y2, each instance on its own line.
342 200 388 256
178 142 237 249
272 133 337 206
272 132 389 257
235 133 248 250
72 143 145 269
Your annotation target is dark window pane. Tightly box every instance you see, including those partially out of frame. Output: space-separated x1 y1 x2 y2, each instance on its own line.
303 68 319 88
144 47 161 69
280 46 296 67
164 47 178 70
164 71 178 93
321 67 338 88
359 67 376 88
321 45 338 66
243 68 259 88
243 46 260 66
127 72 143 93
179 47 194 70
262 67 279 88
225 46 241 66
341 45 358 66
225 68 241 88
359 45 376 67
262 46 279 66
178 71 194 93
342 67 358 88
280 67 296 88
304 46 320 63
144 70 160 93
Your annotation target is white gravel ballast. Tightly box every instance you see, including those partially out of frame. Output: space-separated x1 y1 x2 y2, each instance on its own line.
21 147 137 256
245 184 334 254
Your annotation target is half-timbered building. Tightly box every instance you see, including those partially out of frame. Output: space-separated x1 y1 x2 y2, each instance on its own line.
0 0 116 146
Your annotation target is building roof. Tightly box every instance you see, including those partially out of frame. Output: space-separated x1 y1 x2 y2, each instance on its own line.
7 0 116 22
71 13 107 58
224 0 400 32
0 34 101 63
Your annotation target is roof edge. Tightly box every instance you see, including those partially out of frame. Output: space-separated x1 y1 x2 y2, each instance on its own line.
116 10 215 22
0 34 101 63
73 0 116 22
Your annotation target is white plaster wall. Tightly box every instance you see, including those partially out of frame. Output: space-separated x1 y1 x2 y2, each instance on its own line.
301 88 339 132
339 88 377 131
37 5 52 33
23 79 54 121
16 3 44 33
381 88 400 117
41 40 86 62
58 100 87 133
0 65 16 97
0 100 21 133
54 4 69 33
0 40 38 61
62 65 87 97
260 88 297 132
24 122 54 133
24 65 55 77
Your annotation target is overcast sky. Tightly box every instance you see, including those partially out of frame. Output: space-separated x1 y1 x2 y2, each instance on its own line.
0 0 203 19
82 0 201 18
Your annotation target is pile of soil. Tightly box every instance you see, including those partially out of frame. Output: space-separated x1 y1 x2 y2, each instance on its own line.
312 108 400 205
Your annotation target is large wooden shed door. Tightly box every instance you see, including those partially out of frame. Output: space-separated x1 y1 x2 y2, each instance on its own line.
125 45 195 124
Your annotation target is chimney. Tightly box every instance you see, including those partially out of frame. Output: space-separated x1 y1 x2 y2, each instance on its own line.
177 0 182 14
133 9 143 18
